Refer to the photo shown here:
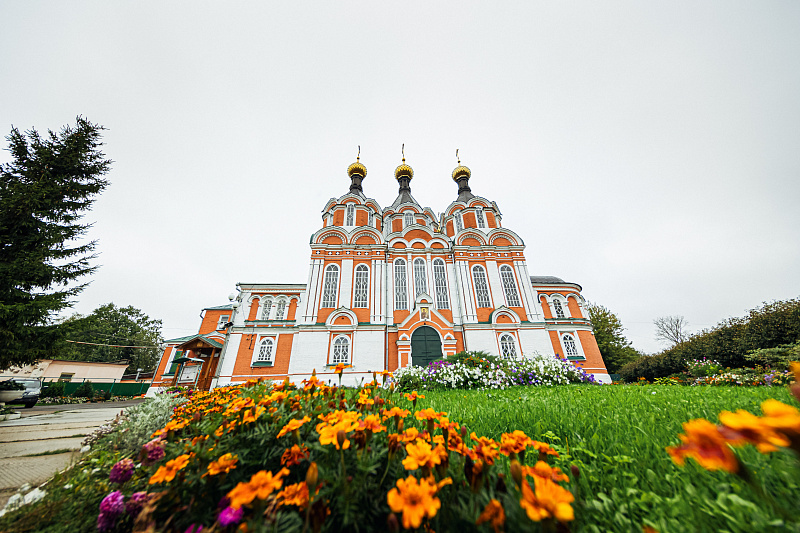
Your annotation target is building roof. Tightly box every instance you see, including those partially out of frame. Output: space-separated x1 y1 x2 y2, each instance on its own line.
203 304 234 311
163 334 200 344
530 276 582 291
175 334 224 350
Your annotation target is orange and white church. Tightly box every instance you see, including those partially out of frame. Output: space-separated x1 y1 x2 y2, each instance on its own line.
149 154 610 394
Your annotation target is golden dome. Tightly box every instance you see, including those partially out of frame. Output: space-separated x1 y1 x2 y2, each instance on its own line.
452 164 471 181
347 159 367 178
395 159 414 180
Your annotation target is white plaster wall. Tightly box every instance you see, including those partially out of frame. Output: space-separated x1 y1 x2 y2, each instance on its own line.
353 329 385 372
518 329 556 359
288 330 330 375
213 333 243 387
463 329 499 356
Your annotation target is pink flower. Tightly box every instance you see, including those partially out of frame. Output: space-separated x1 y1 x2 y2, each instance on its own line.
99 490 125 515
109 458 135 484
218 506 244 526
140 438 166 465
184 525 204 533
125 492 149 516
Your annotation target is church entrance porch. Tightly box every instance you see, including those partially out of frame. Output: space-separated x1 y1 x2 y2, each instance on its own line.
411 326 442 367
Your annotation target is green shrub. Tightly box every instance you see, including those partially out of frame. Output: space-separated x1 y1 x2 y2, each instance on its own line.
744 340 800 370
72 381 94 398
41 380 65 398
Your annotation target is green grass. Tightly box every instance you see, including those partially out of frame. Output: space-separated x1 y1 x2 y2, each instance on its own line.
418 385 800 533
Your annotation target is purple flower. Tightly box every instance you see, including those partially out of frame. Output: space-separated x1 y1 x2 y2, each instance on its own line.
126 491 149 516
140 438 166 465
185 525 204 533
109 458 135 484
97 512 116 532
219 506 244 526
99 490 125 516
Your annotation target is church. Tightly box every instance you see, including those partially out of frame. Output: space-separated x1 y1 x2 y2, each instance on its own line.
149 153 610 393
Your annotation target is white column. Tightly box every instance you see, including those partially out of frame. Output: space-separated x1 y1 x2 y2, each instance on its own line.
301 258 324 323
454 260 476 323
340 258 354 309
484 260 504 308
515 260 541 321
371 258 385 323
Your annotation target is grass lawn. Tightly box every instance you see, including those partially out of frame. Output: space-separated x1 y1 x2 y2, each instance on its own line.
418 384 800 533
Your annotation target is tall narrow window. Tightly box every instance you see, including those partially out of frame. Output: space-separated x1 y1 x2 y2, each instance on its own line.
332 336 350 364
353 264 369 308
432 259 450 310
321 265 339 308
368 211 374 227
472 266 491 308
552 299 565 318
394 259 408 310
499 334 517 359
256 338 274 363
346 204 355 226
404 212 413 227
274 300 286 320
476 208 486 229
500 265 521 307
261 298 273 320
455 212 463 232
562 334 578 356
413 258 428 297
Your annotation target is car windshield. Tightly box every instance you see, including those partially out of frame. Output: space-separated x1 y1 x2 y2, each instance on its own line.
13 379 40 387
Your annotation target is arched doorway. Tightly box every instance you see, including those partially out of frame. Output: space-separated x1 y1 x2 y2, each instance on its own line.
411 326 442 367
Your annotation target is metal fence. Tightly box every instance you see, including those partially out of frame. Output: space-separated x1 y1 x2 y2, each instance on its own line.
1 375 150 396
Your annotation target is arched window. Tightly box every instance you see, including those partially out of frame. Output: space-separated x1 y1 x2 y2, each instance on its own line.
562 334 578 356
260 297 273 320
346 204 355 226
332 336 350 364
256 338 274 363
353 264 369 308
476 207 486 229
432 259 449 310
413 258 428 297
394 259 408 310
552 298 566 318
499 334 517 359
274 300 286 320
404 212 413 227
500 265 521 307
455 212 463 232
368 210 374 227
321 264 339 308
472 265 491 308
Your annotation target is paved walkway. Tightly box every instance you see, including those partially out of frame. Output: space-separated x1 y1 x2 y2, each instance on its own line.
0 400 144 508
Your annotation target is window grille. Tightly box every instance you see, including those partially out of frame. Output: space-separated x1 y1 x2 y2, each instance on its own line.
472 266 491 308
500 334 517 359
404 212 413 227
353 265 369 308
500 266 521 307
321 265 339 308
261 298 273 320
274 301 286 320
394 259 408 310
562 334 578 356
346 204 354 226
553 299 565 318
413 258 428 297
332 336 350 364
476 208 486 228
455 213 463 232
257 338 274 363
433 259 450 309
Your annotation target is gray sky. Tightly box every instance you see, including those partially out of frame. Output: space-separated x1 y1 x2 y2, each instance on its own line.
2 1 799 355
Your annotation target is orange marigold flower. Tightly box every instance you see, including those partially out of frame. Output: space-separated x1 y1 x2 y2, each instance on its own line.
278 416 312 438
278 482 310 509
666 418 740 473
526 461 569 483
404 391 425 402
386 476 445 530
242 406 266 424
761 399 800 435
519 475 575 523
152 419 189 438
318 419 358 450
207 453 238 476
382 407 411 420
358 414 386 433
281 444 310 467
470 433 500 465
476 499 506 533
531 440 559 459
149 454 191 484
227 468 290 509
718 408 790 453
500 430 534 456
402 440 446 471
414 408 443 421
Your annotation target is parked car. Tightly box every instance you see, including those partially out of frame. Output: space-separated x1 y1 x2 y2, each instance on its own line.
5 378 42 408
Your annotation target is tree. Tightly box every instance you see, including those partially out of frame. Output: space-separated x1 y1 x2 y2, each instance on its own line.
55 303 164 372
0 117 111 369
654 315 690 346
585 302 641 373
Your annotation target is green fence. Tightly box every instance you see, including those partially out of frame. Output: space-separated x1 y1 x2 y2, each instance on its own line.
46 380 150 397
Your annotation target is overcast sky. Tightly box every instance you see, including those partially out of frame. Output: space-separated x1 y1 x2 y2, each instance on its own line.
2 1 799 355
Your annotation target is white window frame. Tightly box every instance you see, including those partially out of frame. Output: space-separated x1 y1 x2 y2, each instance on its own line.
217 314 230 330
321 264 339 308
432 259 450 310
353 264 369 308
331 335 350 364
499 333 518 359
368 210 374 228
413 258 428 297
561 333 579 357
552 298 566 319
476 207 486 229
346 204 355 226
253 337 276 365
261 298 273 320
499 265 521 307
454 212 463 232
394 259 408 310
471 265 491 308
274 299 287 320
404 212 413 228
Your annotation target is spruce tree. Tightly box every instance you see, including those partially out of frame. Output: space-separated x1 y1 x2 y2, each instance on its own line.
0 117 111 369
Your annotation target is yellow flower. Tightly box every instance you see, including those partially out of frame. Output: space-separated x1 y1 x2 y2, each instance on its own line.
718 407 790 453
519 475 575 523
227 468 290 509
277 416 311 438
358 414 386 433
386 476 446 529
382 407 411 420
206 453 238 476
666 419 739 473
149 454 191 484
402 440 445 471
318 419 358 449
476 499 506 533
414 408 443 421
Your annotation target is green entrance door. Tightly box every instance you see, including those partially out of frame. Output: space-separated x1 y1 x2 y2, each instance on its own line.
411 326 442 367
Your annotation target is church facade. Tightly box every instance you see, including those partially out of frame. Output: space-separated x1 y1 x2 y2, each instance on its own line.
149 155 609 393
